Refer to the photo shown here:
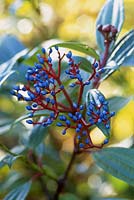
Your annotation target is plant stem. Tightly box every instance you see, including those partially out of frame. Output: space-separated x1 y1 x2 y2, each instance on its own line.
100 41 110 68
53 150 77 200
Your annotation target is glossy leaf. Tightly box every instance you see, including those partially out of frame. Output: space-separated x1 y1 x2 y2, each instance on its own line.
0 154 21 168
96 0 124 52
11 110 50 128
51 42 99 60
108 96 131 113
100 30 134 81
93 147 134 185
0 49 28 87
4 181 32 200
28 124 48 148
72 56 92 73
0 35 25 64
108 30 134 66
122 53 134 66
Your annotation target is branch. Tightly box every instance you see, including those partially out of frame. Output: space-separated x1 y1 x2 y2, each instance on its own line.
53 150 76 200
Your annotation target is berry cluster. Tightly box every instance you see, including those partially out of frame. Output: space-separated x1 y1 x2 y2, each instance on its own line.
11 47 115 150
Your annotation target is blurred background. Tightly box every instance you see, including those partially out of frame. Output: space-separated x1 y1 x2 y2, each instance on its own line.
0 0 134 199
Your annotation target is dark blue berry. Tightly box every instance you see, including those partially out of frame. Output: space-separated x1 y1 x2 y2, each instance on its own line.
104 138 109 144
41 46 46 52
94 63 98 68
76 128 80 133
26 105 32 110
66 51 72 59
62 129 66 135
55 46 58 51
26 120 33 124
79 143 84 148
66 120 71 126
13 85 20 91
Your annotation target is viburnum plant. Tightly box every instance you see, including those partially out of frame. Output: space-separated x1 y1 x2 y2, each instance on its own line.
1 0 134 199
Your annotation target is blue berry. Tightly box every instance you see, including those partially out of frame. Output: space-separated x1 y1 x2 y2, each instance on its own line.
41 90 47 95
49 78 55 84
50 112 55 118
94 63 98 68
66 51 72 59
45 98 50 103
62 129 66 135
59 115 67 121
82 131 87 136
49 48 52 54
84 81 90 86
72 116 77 121
104 138 109 144
24 97 32 101
97 118 102 123
42 48 46 54
13 85 20 91
85 138 90 144
79 143 84 148
10 90 16 95
76 128 80 133
26 120 33 124
51 99 55 105
77 123 82 129
77 135 81 140
28 113 33 117
51 91 55 96
47 118 52 125
56 122 63 127
110 111 115 117
105 124 110 129
22 87 26 91
73 102 78 109
77 113 82 120
66 120 71 126
26 105 32 110
80 105 84 110
69 83 76 87
68 113 73 118
39 57 44 64
96 73 100 77
35 63 42 69
48 57 52 63
35 87 41 94
55 46 58 51
32 103 38 108
59 85 64 90
17 93 23 100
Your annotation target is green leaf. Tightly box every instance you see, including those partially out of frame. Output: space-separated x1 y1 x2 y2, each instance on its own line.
93 147 134 185
0 34 25 64
122 53 134 67
0 154 21 168
108 30 134 66
28 124 49 148
96 0 124 52
102 30 134 80
108 96 131 113
72 56 92 73
51 42 99 60
4 181 32 200
11 110 50 128
0 49 28 87
86 89 110 138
